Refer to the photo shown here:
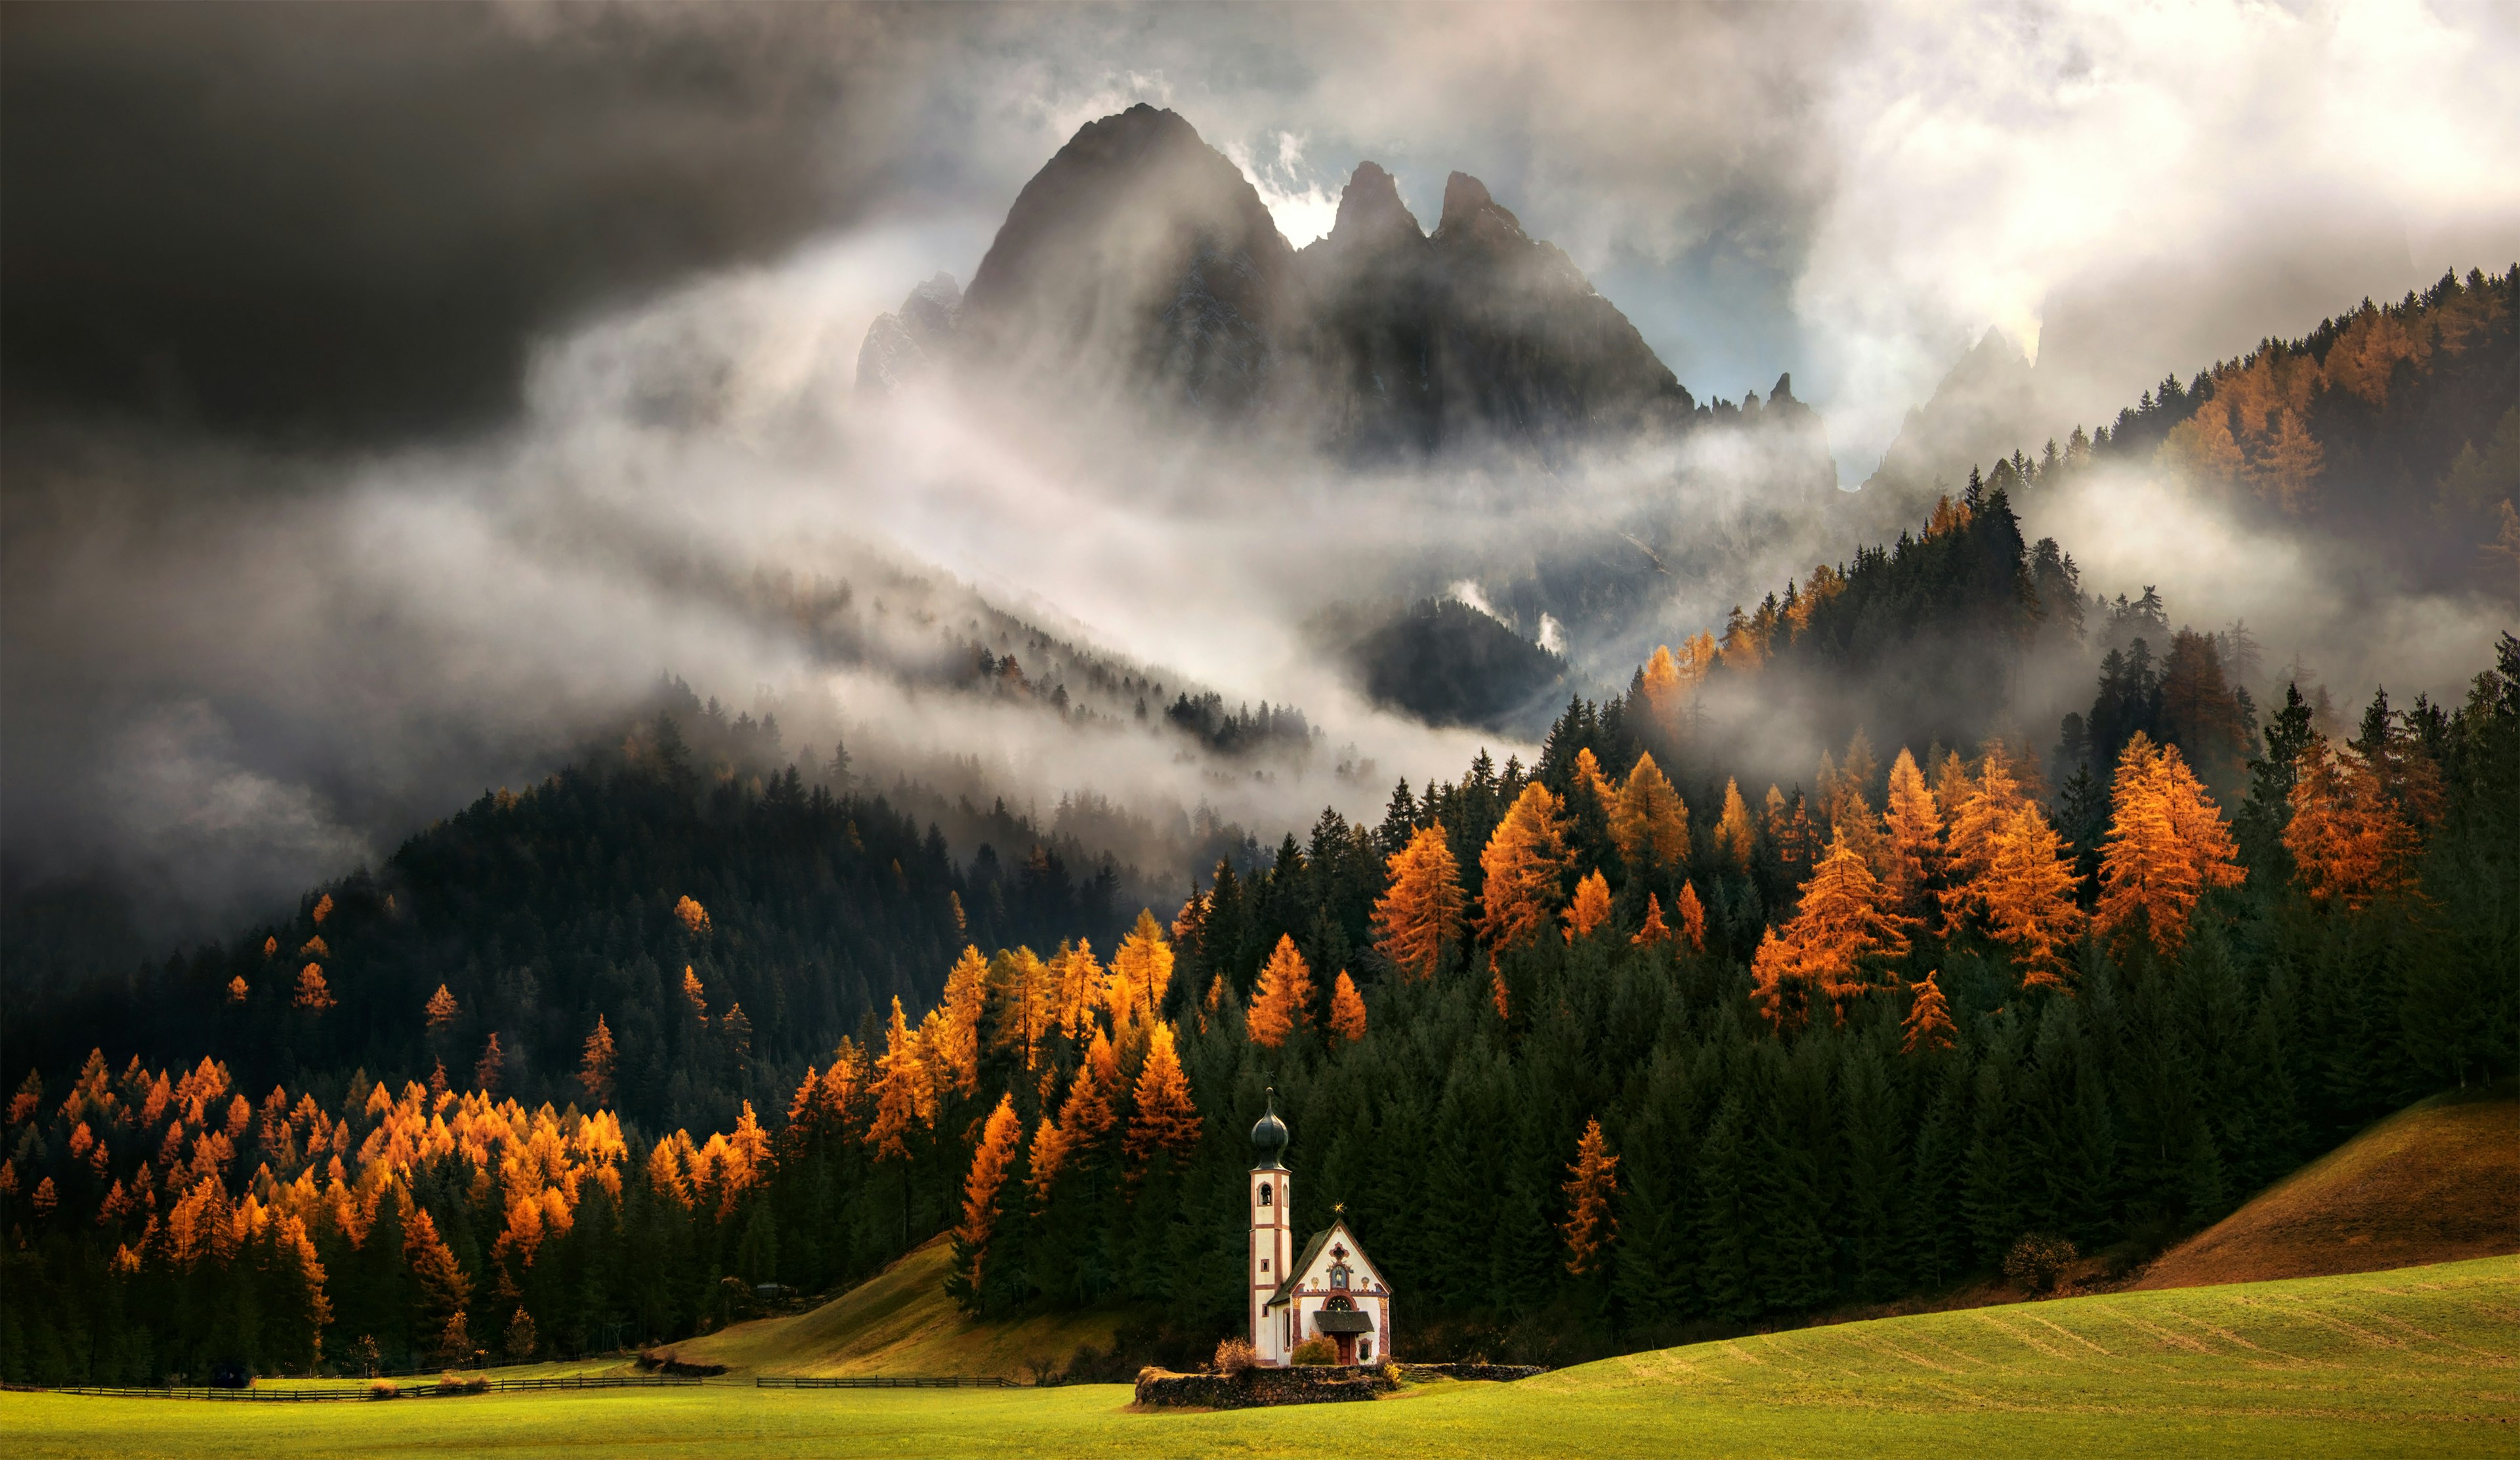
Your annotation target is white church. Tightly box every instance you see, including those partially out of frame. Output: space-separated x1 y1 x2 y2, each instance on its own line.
1248 1091 1394 1366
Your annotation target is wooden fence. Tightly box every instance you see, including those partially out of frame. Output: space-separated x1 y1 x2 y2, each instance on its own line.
26 1373 1015 1400
755 1375 1017 1388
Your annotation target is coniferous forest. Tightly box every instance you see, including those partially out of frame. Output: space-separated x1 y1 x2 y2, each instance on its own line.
3 43 2517 1405
5 474 2513 1378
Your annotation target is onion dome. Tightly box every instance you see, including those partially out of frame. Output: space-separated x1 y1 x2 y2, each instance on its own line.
1250 1087 1289 1169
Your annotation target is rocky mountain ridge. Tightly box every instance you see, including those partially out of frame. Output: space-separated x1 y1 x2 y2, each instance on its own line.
860 104 1824 471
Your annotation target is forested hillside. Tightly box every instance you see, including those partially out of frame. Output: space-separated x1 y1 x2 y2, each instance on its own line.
3 682 1137 1143
6 474 2510 1379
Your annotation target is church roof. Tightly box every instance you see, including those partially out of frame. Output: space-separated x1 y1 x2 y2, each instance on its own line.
1263 1227 1336 1310
1263 1219 1386 1310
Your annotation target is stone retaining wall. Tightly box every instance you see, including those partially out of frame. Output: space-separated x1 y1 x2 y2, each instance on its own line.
1134 1364 1397 1409
1393 1362 1549 1383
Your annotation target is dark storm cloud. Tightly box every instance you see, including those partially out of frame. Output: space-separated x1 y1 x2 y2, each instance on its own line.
0 1 918 446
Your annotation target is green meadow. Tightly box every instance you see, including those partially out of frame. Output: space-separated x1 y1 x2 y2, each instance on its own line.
9 1255 2514 1460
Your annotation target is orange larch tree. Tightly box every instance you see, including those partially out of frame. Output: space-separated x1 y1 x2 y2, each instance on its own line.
1937 752 2029 927
1901 972 1958 1054
1327 971 1368 1044
1124 1023 1202 1170
674 896 711 936
1675 881 1708 951
1476 782 1570 957
1371 825 1466 982
1631 894 1672 948
987 948 1054 1072
1559 1117 1620 1277
864 997 929 1163
1049 940 1104 1043
948 1093 1024 1306
1749 829 1915 1032
1610 751 1691 875
1563 869 1613 941
1107 911 1176 1028
1712 778 1757 873
2284 741 2423 910
2095 734 2244 956
933 948 989 1098
1880 747 1944 912
1975 803 2088 991
577 1016 616 1108
1246 936 1315 1049
293 964 335 1012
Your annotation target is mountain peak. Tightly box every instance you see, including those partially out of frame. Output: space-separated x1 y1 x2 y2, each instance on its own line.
1433 171 1529 249
1324 161 1423 253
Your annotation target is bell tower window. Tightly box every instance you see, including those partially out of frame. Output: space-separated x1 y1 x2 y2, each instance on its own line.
1258 1184 1272 1207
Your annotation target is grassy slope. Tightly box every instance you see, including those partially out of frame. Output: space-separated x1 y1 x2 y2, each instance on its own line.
12 1255 2515 1459
651 1236 1143 1379
2137 1084 2520 1291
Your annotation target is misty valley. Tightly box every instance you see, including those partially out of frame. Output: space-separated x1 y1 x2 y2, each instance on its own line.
3 16 2516 1460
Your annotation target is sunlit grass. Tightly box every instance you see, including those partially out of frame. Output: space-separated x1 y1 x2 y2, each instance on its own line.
9 1255 2513 1459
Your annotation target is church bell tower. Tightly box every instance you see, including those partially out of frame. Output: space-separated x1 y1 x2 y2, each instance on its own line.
1249 1088 1292 1363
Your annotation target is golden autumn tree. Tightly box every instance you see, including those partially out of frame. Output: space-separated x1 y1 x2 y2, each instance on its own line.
293 964 335 1012
1937 753 2030 925
1564 870 1614 941
987 948 1055 1071
1675 881 1708 951
933 948 989 1098
1559 1117 1620 1278
1477 782 1569 956
1610 751 1690 873
402 1200 472 1364
1049 940 1104 1043
1371 825 1465 982
1108 911 1176 1027
1901 972 1958 1055
2095 734 2244 956
680 967 709 1027
226 976 249 1005
1124 1023 1202 1170
674 896 711 936
1973 803 2087 992
1749 830 1915 1032
474 1032 505 1095
2284 741 2423 910
1055 1035 1117 1152
1327 971 1368 1045
1631 894 1672 948
864 997 928 1163
425 984 460 1028
947 1093 1024 1308
578 1016 616 1107
1247 936 1315 1049
1568 747 1615 817
1712 778 1757 873
1880 747 1944 911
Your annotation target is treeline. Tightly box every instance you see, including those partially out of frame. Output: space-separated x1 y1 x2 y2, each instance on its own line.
7 619 2510 1380
3 686 1131 1143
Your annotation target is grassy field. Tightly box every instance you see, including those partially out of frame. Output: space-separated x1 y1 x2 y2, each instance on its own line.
2139 1083 2520 1291
9 1254 2513 1459
650 1234 1144 1379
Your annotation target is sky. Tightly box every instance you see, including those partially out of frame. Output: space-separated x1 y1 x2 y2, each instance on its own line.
5 0 2517 948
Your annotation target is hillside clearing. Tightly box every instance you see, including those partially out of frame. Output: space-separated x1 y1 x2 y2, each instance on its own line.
10 1254 2513 1459
650 1235 1146 1379
2137 1083 2520 1291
